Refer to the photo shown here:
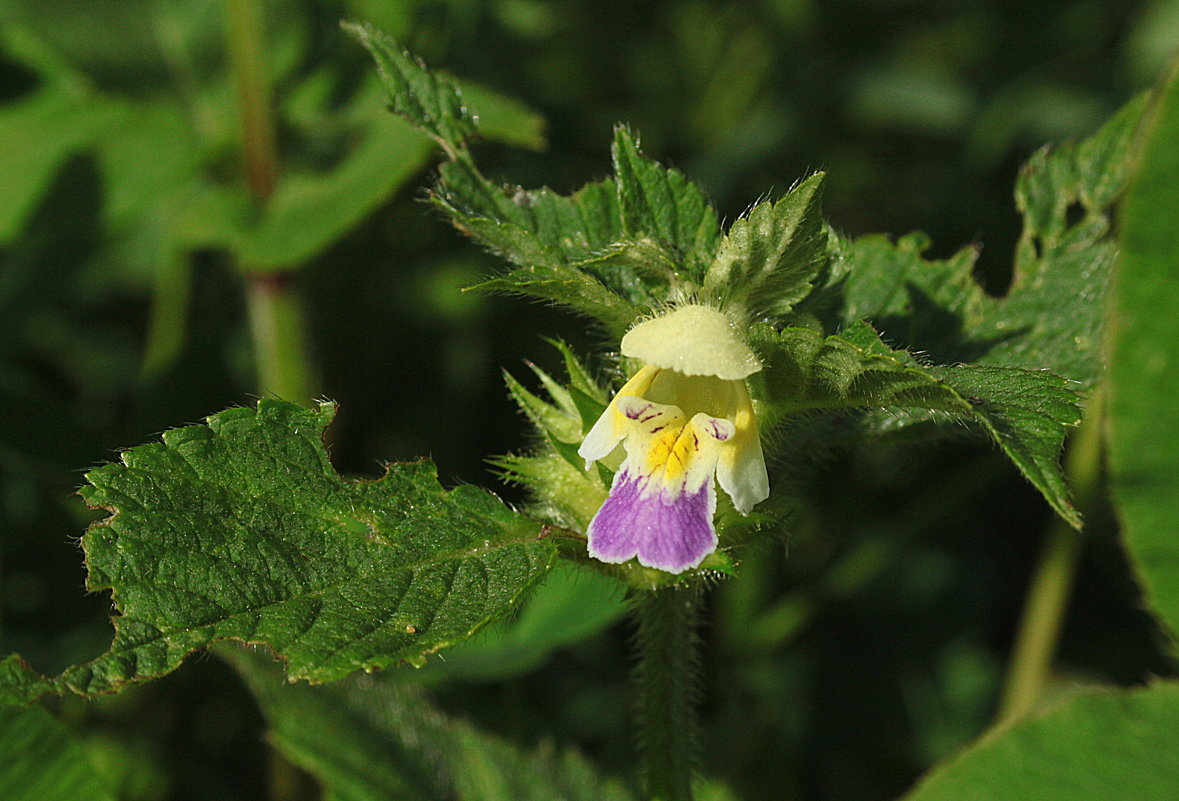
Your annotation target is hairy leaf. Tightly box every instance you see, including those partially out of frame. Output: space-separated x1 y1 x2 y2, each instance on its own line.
437 167 624 263
760 323 1081 526
704 173 828 316
1108 65 1179 642
13 400 556 698
612 125 722 280
344 21 477 154
930 364 1081 529
0 706 116 801
437 166 645 330
232 650 636 801
0 656 52 706
902 684 1179 801
436 129 722 323
349 32 727 326
815 94 1148 388
474 263 642 335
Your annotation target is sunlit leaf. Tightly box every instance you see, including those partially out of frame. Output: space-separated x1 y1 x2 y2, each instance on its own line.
344 21 478 154
703 172 828 316
612 125 722 280
6 400 557 698
443 170 643 332
760 323 1081 527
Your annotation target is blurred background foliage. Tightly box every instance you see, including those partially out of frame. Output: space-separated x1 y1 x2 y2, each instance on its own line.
1 1 1177 799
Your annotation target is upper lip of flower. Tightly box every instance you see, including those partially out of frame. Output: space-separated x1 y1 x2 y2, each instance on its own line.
618 304 762 380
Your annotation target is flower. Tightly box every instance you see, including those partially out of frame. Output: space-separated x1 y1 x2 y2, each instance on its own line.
578 305 769 573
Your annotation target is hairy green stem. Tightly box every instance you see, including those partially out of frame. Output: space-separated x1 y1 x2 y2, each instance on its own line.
246 273 314 406
633 586 704 801
996 390 1104 726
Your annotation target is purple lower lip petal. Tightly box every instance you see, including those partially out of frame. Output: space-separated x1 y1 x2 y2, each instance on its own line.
587 468 718 573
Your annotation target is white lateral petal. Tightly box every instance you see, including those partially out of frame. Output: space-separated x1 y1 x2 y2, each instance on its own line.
715 382 769 514
577 364 661 468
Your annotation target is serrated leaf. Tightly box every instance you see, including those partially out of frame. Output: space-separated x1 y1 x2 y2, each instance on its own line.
761 324 1081 526
47 399 554 696
344 21 477 154
504 368 581 444
1108 65 1179 642
0 655 54 707
359 65 724 324
575 238 681 297
0 705 117 801
612 125 721 280
820 232 984 354
437 163 639 301
931 364 1081 528
474 263 642 335
435 163 646 329
762 324 965 419
815 94 1148 388
703 173 828 316
437 165 625 264
902 684 1179 801
231 650 637 801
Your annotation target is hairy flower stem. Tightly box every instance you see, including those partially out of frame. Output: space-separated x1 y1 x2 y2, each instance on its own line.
633 586 704 801
996 390 1104 726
